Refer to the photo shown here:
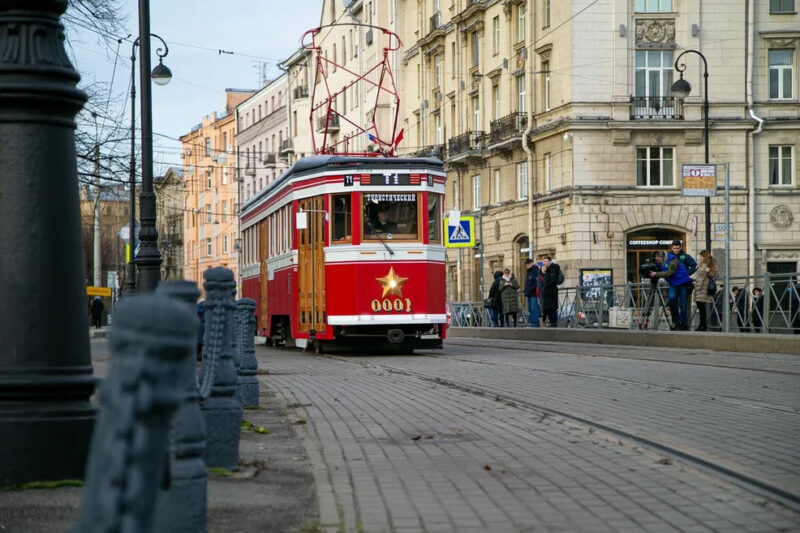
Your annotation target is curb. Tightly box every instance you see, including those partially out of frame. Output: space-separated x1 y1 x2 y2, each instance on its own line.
447 327 800 355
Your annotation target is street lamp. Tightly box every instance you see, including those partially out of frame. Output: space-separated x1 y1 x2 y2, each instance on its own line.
671 49 711 252
124 20 172 295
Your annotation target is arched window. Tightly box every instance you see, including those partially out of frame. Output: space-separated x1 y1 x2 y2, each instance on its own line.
515 235 530 278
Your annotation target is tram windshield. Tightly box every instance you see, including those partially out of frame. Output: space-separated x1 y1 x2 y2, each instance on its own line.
363 193 418 241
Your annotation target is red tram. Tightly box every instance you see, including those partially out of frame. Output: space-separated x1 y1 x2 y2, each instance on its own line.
239 155 447 353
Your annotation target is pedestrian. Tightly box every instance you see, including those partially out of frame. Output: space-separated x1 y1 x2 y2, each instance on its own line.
731 286 750 333
90 296 104 329
523 258 541 327
540 256 561 327
693 250 718 331
751 287 764 333
499 268 520 327
649 249 692 330
486 271 504 327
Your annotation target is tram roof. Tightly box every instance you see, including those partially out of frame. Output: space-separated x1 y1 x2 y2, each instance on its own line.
242 155 445 214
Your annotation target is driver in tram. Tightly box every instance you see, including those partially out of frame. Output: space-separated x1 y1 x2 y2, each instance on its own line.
370 206 398 234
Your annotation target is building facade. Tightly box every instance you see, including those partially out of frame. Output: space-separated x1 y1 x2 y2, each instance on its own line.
396 0 799 302
181 89 255 291
154 166 184 281
235 74 290 203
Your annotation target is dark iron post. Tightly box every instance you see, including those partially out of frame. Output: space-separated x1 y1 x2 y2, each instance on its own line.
237 298 260 407
0 0 96 484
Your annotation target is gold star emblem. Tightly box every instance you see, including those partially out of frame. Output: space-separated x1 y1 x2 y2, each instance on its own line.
375 267 408 298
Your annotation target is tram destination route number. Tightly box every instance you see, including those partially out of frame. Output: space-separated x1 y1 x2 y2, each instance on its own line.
343 173 434 187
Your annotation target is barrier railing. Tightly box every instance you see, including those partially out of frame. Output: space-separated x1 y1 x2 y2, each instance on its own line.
449 272 800 334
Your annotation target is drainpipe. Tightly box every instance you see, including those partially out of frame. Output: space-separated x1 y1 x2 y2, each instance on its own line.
746 0 764 277
522 0 534 259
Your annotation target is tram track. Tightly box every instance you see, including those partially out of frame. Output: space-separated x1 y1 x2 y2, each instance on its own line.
324 350 800 514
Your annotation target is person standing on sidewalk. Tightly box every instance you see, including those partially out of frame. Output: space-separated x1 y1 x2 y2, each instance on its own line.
523 258 541 327
541 256 561 327
499 268 520 327
487 271 504 327
649 250 692 330
751 287 764 333
90 296 104 329
693 250 718 331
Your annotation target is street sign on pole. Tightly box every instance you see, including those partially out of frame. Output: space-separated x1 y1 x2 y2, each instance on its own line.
86 286 112 297
713 223 733 241
681 164 716 196
118 221 140 243
443 216 475 248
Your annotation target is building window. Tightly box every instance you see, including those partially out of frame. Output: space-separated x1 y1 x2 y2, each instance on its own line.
545 153 552 191
493 16 500 55
634 0 673 12
544 0 551 27
769 50 793 100
206 238 212 257
542 60 551 111
205 137 211 156
770 0 795 12
635 50 674 99
206 170 213 189
769 146 793 186
332 194 352 242
451 42 456 78
518 161 528 199
428 193 441 243
435 113 442 144
206 204 211 223
222 167 228 185
342 36 346 66
494 169 501 203
471 31 479 67
517 3 526 43
518 74 526 113
492 84 499 120
434 54 442 88
223 234 229 254
636 147 674 187
472 96 480 131
472 175 482 210
222 200 227 219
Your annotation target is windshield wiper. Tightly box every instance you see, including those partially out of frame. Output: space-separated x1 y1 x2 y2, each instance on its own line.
366 221 394 255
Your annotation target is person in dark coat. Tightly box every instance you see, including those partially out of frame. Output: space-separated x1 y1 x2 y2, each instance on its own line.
750 288 764 333
523 258 541 327
499 268 520 327
540 256 561 327
90 296 104 329
487 271 504 327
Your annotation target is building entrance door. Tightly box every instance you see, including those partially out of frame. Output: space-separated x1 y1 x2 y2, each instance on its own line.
626 228 687 283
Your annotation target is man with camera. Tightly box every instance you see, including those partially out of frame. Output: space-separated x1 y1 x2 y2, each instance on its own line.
649 246 693 330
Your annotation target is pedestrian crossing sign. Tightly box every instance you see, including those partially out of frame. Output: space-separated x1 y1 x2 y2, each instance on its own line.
443 216 475 248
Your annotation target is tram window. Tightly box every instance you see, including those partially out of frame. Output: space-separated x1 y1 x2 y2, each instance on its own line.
428 194 441 243
332 194 352 243
363 193 419 241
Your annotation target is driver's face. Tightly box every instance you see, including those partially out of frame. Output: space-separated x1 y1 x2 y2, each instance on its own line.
378 211 389 222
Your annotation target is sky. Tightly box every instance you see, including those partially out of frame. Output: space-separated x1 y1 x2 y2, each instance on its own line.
66 0 322 175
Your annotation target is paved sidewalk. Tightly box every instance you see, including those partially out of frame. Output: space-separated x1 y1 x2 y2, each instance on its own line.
258 347 800 533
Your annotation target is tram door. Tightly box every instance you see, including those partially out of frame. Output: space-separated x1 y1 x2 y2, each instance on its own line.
258 219 269 332
297 196 326 333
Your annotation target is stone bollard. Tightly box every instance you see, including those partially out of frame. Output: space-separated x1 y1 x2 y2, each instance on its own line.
198 267 242 469
74 294 196 533
237 298 260 407
153 281 207 533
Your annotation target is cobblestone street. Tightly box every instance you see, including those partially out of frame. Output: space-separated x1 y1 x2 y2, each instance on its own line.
257 340 800 533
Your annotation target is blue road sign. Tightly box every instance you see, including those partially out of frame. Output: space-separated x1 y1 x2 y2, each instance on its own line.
443 216 475 248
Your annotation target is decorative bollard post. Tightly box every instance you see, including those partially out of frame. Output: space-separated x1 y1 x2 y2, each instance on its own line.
0 0 96 484
153 281 207 533
237 298 260 407
199 267 242 469
74 294 196 532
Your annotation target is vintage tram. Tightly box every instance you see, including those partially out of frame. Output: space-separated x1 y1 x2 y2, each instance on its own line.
239 155 447 353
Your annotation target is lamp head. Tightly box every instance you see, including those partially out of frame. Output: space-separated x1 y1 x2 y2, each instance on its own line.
670 76 692 100
151 59 172 86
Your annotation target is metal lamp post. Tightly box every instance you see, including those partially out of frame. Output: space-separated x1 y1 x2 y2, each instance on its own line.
671 49 711 252
125 17 172 295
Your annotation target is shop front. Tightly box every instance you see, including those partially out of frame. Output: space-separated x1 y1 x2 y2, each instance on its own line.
626 228 687 283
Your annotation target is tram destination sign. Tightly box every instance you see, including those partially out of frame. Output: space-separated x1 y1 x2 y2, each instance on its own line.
681 164 716 197
343 173 434 187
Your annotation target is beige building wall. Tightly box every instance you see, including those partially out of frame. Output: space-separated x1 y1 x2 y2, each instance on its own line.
284 49 315 165
394 0 799 302
182 89 254 294
154 167 184 281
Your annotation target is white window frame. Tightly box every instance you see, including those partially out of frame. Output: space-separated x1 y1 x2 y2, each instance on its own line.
770 0 795 13
769 145 794 186
634 0 673 12
518 74 526 113
435 113 442 144
493 16 500 55
545 153 552 191
494 169 501 204
544 0 551 28
517 3 526 43
223 234 229 254
768 49 794 100
206 204 211 223
472 96 480 132
472 174 482 210
492 84 500 120
471 31 479 67
434 54 442 88
636 146 675 188
206 170 213 189
222 167 228 185
518 161 528 199
543 61 551 111
635 50 674 99
206 238 212 257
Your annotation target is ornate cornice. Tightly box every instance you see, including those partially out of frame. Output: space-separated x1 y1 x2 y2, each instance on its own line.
635 18 676 47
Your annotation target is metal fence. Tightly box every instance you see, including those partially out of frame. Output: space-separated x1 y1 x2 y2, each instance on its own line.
448 272 800 334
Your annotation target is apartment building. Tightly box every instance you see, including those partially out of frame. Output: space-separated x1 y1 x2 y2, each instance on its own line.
154 166 184 281
398 0 799 301
181 89 255 291
283 49 315 166
235 74 290 203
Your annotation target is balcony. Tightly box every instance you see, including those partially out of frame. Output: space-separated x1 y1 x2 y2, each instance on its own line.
489 112 527 145
448 131 485 159
411 144 445 159
280 139 293 155
262 153 276 165
316 114 340 132
429 12 441 33
293 86 309 99
630 96 683 120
